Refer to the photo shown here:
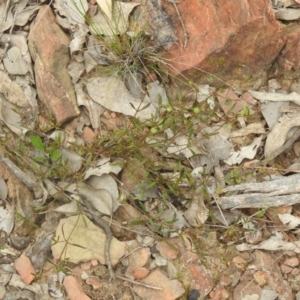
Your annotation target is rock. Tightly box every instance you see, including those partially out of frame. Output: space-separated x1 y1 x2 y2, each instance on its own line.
233 281 262 300
63 276 91 300
161 0 284 89
14 254 35 285
28 6 79 125
187 263 214 297
134 269 185 300
283 257 299 268
156 240 179 260
125 240 151 279
82 127 96 144
209 285 230 300
272 24 300 81
86 277 103 290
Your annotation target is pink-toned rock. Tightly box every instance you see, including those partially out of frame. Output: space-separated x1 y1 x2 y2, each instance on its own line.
219 274 232 287
281 264 293 274
73 266 83 276
133 267 150 280
162 0 284 87
134 269 185 300
157 240 178 260
253 270 268 286
14 254 36 285
217 89 249 115
283 257 299 268
82 127 96 144
180 250 198 264
233 281 262 300
125 241 151 279
274 24 300 77
80 261 92 270
86 277 103 290
209 285 230 300
188 263 214 296
63 276 91 300
241 92 257 105
232 256 247 270
291 268 300 276
28 6 79 125
91 259 98 267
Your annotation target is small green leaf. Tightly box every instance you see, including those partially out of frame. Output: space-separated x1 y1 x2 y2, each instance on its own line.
30 136 46 152
50 149 61 162
130 220 144 226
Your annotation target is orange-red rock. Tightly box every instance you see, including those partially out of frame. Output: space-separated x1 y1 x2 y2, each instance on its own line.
161 0 284 87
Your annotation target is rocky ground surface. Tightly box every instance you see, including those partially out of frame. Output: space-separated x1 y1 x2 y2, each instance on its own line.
2 0 300 300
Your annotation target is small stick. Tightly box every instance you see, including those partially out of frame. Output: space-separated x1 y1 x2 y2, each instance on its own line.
168 0 189 47
116 275 162 290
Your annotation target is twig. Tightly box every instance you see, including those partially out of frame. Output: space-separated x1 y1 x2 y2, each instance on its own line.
168 0 189 47
0 151 43 198
116 275 162 290
82 204 162 290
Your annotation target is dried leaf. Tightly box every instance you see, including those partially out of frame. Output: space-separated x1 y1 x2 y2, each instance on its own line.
264 114 300 158
0 204 14 235
86 75 157 121
84 158 124 180
184 196 208 227
52 215 126 265
90 2 139 35
224 136 262 165
237 235 300 253
86 174 119 211
96 0 113 20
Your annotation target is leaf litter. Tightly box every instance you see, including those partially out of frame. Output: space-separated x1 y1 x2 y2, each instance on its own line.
2 0 300 299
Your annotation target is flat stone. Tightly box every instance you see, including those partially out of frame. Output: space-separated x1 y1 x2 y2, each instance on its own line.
233 281 262 300
125 240 151 279
232 256 247 270
283 257 299 268
82 127 96 144
281 264 293 274
63 276 91 300
209 285 230 300
132 267 150 280
86 277 103 290
157 240 179 260
14 254 35 285
188 263 214 297
28 6 79 124
253 270 268 286
134 269 185 300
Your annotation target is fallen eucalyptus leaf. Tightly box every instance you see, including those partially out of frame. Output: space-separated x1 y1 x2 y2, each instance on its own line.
86 75 157 121
264 114 300 158
225 136 263 165
84 158 124 180
0 205 14 235
52 215 126 265
86 174 119 211
236 235 300 253
278 213 300 232
184 196 208 227
90 2 139 35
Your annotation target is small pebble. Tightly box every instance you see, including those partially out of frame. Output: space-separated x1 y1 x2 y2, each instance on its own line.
188 289 200 300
